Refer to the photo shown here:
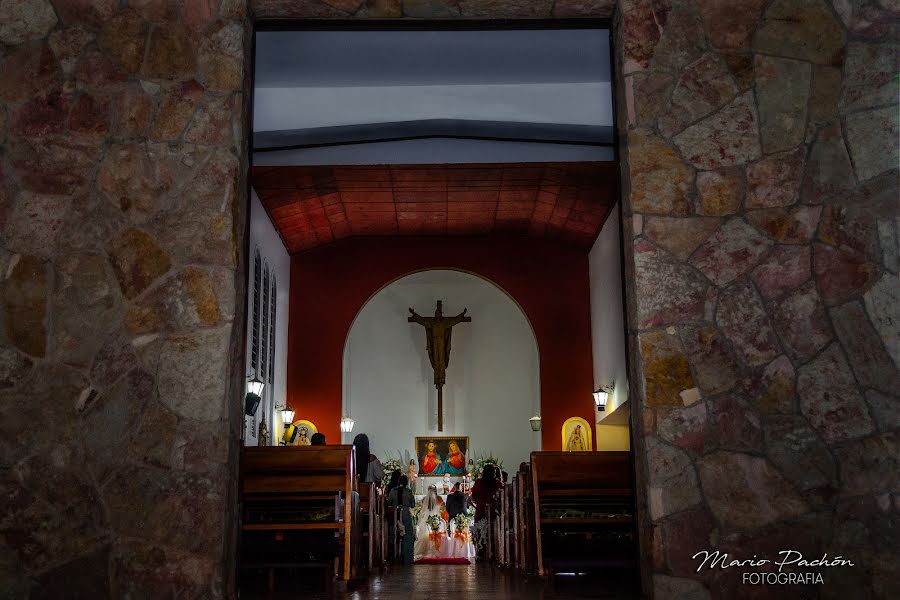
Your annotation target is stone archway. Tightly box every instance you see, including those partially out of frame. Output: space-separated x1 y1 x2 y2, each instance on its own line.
1 1 896 598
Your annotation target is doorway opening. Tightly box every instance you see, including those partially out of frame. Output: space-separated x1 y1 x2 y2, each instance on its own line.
240 21 637 599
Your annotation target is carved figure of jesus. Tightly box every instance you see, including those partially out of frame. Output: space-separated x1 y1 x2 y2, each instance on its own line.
408 301 471 430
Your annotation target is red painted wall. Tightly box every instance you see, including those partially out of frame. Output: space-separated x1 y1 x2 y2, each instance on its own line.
286 236 595 449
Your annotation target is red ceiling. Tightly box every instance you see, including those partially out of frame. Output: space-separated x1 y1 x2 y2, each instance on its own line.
251 162 618 254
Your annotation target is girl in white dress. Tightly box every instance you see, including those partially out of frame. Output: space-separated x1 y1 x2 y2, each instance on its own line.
446 488 476 562
413 486 448 561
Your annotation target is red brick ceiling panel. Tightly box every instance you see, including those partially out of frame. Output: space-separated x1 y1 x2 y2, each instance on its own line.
251 162 618 254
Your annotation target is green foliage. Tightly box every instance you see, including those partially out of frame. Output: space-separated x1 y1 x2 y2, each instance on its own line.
426 513 443 532
453 512 473 531
473 454 504 480
381 457 403 486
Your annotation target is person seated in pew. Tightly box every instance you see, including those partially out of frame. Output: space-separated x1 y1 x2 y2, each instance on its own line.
311 432 326 445
353 433 384 484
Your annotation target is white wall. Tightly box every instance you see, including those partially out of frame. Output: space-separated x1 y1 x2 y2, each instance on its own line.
244 189 291 445
589 209 630 424
342 270 541 471
253 138 615 166
253 83 614 132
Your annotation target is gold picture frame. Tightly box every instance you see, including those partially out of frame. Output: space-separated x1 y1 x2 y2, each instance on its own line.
561 417 592 452
288 419 318 446
415 436 469 476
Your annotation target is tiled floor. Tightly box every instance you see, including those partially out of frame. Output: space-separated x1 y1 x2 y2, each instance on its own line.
241 562 639 599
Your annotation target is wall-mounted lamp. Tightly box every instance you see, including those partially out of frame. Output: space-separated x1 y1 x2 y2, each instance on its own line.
593 384 614 411
247 374 265 397
340 416 355 433
244 393 261 416
280 406 295 425
282 423 299 445
529 415 542 431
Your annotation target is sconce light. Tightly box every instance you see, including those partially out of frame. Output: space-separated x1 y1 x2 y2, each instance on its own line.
340 416 355 433
244 392 261 416
593 383 614 411
282 423 299 445
529 415 542 431
247 374 265 397
280 406 295 425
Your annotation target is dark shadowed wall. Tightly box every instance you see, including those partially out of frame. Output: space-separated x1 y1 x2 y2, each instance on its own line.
0 0 250 597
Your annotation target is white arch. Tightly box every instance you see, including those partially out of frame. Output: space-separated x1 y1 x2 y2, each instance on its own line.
342 269 541 469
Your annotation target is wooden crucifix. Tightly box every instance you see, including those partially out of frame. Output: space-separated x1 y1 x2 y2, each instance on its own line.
408 300 472 431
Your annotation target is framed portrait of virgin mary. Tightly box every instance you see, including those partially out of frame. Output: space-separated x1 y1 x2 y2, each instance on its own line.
561 417 592 452
415 436 469 476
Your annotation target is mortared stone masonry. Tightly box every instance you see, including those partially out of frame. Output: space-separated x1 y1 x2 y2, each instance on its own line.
0 0 897 597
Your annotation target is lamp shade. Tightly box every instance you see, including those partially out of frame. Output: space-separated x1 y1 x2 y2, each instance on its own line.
244 392 261 416
282 424 298 444
280 407 295 424
247 374 265 397
593 384 613 410
529 415 542 431
340 416 355 433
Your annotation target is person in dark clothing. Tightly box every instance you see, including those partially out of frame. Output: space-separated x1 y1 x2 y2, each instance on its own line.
387 475 415 563
352 433 384 483
446 487 470 521
386 470 401 496
471 465 502 558
310 433 326 445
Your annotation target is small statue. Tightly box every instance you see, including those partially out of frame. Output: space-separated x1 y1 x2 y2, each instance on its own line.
407 458 419 493
566 424 587 452
258 412 270 447
442 472 451 495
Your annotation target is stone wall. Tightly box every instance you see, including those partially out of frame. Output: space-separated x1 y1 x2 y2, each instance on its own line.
1 0 896 597
617 0 898 598
0 0 250 597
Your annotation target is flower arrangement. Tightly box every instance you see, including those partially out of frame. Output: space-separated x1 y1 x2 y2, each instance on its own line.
426 514 443 532
453 512 472 532
412 505 421 527
381 456 403 486
473 454 504 480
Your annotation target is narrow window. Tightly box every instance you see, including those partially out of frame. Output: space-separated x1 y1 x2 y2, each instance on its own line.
251 249 262 376
260 264 270 399
268 276 277 386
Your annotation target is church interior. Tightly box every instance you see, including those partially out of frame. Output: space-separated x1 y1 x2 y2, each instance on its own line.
241 26 637 597
0 1 897 599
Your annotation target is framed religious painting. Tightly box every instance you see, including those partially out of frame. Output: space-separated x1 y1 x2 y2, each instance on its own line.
561 417 592 452
288 419 318 446
415 436 469 476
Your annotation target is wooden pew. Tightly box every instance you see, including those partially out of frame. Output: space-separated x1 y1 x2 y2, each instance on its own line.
357 482 384 572
530 451 634 578
510 462 539 575
504 479 518 569
240 445 358 587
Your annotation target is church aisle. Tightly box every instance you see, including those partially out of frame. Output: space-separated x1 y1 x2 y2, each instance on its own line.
242 563 638 600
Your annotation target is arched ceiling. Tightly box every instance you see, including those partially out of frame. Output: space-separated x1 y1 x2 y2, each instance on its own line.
251 162 618 254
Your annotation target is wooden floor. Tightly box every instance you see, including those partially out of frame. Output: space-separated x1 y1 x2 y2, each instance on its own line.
241 563 639 599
